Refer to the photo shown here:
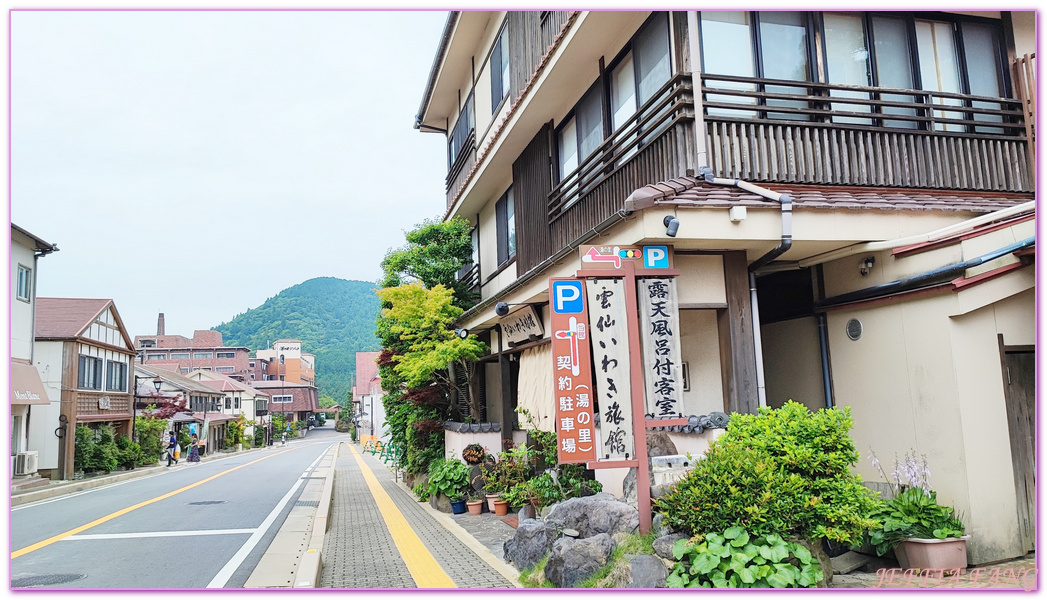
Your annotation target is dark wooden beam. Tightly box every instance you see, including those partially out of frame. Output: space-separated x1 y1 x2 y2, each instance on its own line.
722 251 759 415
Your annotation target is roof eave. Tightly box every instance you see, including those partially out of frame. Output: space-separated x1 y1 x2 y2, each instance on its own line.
415 11 460 130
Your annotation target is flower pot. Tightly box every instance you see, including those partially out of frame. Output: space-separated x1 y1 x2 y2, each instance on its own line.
486 494 499 512
466 500 483 516
450 499 468 515
493 500 509 516
895 536 970 572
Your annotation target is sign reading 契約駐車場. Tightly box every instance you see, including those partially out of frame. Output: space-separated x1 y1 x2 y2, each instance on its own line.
638 277 684 419
549 278 597 464
585 278 635 462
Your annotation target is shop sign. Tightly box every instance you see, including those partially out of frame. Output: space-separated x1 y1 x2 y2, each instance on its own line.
585 278 635 461
499 305 544 345
638 278 684 419
549 278 597 463
580 245 674 272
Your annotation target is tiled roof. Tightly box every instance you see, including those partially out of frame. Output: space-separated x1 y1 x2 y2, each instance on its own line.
636 177 1033 213
193 330 223 347
35 298 112 339
136 366 224 395
355 352 381 398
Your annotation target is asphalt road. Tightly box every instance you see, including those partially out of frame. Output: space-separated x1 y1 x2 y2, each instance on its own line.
11 426 347 589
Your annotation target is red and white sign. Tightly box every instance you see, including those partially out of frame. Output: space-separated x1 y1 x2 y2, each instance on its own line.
549 277 597 464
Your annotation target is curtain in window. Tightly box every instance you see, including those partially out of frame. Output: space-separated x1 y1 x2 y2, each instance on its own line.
700 11 757 117
872 16 919 129
915 20 964 132
824 12 872 124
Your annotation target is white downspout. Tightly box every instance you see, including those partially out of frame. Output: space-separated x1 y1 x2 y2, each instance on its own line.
687 11 708 169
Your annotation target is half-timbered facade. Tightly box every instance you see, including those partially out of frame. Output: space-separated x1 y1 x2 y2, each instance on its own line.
32 298 138 480
416 10 1035 564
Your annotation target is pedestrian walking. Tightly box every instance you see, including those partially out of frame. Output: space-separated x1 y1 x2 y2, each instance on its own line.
166 431 178 466
188 433 201 463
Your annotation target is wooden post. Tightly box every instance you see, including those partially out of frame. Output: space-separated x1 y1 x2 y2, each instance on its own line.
498 330 514 444
621 261 652 534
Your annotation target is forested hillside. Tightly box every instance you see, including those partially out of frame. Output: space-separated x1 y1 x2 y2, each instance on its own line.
213 277 380 404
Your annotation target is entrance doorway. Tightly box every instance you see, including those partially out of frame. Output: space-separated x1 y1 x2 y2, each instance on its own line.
998 334 1034 553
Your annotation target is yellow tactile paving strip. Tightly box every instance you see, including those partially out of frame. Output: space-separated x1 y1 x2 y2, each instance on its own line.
347 443 457 589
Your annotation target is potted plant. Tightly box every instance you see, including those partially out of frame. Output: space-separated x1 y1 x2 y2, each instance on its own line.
426 458 472 513
449 490 468 515
865 450 968 572
466 490 484 516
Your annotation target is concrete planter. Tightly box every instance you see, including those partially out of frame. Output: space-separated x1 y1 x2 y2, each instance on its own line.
895 536 970 572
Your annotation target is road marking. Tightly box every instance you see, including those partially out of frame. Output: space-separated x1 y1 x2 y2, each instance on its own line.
66 529 256 540
10 449 290 560
347 442 457 589
206 446 330 589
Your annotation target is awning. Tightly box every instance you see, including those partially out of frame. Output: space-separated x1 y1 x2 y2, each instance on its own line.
11 361 50 405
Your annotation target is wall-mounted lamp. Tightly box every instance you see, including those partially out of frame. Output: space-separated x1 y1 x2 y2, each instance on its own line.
494 301 529 317
454 328 469 339
663 215 680 237
859 256 875 277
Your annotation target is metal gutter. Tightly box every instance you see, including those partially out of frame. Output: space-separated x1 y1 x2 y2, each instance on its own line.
414 11 460 130
815 237 1034 309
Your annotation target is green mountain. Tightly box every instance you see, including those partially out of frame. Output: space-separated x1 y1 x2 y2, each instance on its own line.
213 277 381 404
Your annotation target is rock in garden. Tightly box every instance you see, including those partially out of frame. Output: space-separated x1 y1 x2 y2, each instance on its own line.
646 432 678 458
623 554 668 588
546 494 639 539
504 519 560 571
544 533 616 588
652 533 689 560
429 492 451 513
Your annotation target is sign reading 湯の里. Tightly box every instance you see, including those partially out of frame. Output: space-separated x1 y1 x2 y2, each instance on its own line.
549 278 598 464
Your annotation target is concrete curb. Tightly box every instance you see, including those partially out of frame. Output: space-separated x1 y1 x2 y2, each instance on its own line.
292 443 339 588
395 478 524 588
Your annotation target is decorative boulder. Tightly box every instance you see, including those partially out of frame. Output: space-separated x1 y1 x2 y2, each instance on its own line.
503 519 561 571
429 492 452 513
623 554 668 588
652 533 689 561
546 494 639 539
544 533 616 588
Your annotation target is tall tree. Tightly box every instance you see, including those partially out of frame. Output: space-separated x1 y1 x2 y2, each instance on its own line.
380 216 475 308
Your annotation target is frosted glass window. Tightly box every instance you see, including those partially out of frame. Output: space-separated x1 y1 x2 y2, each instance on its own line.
962 22 1004 133
824 12 872 124
558 116 578 179
872 16 918 129
759 12 811 120
916 20 964 131
635 12 671 104
700 11 757 117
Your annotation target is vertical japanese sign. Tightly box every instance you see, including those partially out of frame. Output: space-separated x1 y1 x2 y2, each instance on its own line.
549 278 598 463
585 278 635 461
638 277 684 419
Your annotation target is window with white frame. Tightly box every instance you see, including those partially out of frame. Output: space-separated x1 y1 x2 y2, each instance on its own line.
193 352 213 359
78 355 102 390
216 352 235 359
170 352 190 359
225 398 232 409
105 360 128 392
491 23 510 113
146 353 167 360
216 366 235 373
496 189 516 266
16 265 31 302
272 395 294 403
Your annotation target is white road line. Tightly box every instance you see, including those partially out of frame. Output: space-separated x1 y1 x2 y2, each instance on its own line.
205 445 330 589
65 529 256 540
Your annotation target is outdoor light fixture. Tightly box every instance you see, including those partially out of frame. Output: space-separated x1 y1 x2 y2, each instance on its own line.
859 256 875 277
153 377 162 392
494 301 529 317
663 215 680 237
454 328 469 339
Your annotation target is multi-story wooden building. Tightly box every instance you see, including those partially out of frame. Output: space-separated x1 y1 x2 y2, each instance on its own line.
33 298 138 480
415 11 1034 564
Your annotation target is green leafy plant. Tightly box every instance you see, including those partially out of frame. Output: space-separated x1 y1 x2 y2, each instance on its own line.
426 458 472 500
479 445 531 496
134 415 168 465
866 487 965 556
115 435 144 469
667 527 823 588
654 401 876 545
412 482 431 502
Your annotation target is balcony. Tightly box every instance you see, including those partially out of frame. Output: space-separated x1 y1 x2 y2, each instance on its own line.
700 73 1032 192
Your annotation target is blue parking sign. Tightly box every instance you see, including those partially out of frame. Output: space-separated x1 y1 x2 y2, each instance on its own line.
644 245 669 269
551 280 584 314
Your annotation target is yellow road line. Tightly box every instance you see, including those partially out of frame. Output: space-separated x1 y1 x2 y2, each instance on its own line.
11 450 290 559
347 443 456 589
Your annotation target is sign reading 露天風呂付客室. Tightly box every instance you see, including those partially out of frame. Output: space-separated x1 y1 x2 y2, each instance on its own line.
549 278 597 464
585 278 635 462
638 278 684 419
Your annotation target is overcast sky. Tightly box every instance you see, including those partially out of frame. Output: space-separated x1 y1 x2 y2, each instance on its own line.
11 9 450 338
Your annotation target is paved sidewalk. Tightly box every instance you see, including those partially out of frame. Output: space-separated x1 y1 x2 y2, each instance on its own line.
832 554 1037 590
319 443 517 589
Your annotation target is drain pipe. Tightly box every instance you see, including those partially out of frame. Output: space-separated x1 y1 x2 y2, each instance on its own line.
816 237 1034 308
817 314 833 409
697 166 792 409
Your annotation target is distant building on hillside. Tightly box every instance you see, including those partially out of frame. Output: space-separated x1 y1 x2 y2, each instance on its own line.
256 339 316 386
134 313 253 381
251 380 319 425
352 351 386 443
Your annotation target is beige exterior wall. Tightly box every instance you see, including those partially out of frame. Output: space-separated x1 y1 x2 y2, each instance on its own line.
11 238 36 361
1011 11 1036 56
679 310 724 415
761 317 825 411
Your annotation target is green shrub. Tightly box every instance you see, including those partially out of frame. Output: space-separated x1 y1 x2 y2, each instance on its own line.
426 458 471 500
254 426 266 447
412 482 430 502
74 425 93 472
667 527 823 588
115 435 145 469
654 401 876 545
134 416 167 465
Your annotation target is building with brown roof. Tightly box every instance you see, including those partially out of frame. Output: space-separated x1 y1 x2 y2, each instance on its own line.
250 380 319 425
417 10 1034 563
32 297 137 480
134 313 254 381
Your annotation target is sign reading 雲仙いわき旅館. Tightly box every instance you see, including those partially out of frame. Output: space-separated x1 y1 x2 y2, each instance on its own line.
585 278 635 461
549 278 597 464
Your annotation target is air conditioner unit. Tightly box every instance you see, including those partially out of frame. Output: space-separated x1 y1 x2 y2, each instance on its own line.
14 451 38 476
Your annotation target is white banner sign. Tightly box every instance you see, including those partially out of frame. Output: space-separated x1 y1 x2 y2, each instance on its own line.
585 278 635 461
638 278 684 419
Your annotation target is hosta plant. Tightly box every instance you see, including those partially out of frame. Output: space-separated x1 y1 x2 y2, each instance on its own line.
866 487 965 556
667 527 824 589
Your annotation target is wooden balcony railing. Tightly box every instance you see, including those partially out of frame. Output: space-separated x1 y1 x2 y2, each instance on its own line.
445 132 476 209
457 263 480 292
548 74 696 223
1011 53 1036 169
701 73 1032 191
